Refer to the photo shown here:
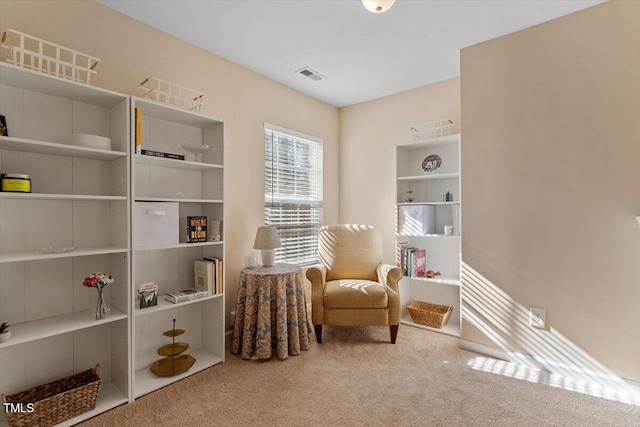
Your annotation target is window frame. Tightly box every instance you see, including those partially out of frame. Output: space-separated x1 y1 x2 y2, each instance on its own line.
264 122 323 266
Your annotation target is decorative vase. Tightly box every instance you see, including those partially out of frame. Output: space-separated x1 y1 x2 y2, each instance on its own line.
244 252 258 268
94 287 110 320
0 331 10 343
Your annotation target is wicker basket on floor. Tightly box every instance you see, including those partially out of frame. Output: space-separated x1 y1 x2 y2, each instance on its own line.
407 300 453 329
2 364 101 427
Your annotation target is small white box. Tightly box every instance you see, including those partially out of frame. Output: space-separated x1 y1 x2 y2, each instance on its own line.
134 202 179 247
398 205 435 235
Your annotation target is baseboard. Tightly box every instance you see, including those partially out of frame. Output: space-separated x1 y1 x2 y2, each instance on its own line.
460 339 640 393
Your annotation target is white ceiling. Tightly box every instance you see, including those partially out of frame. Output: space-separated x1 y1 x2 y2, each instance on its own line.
98 0 604 108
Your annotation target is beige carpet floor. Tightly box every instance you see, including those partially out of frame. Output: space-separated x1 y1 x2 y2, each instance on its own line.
81 326 639 426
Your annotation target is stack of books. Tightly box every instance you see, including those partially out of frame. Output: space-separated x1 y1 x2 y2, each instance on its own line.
165 288 209 304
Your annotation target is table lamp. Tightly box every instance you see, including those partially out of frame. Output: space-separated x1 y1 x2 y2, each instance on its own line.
253 226 281 267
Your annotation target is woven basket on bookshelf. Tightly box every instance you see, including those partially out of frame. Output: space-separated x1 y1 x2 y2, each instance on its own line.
407 300 453 329
2 364 101 427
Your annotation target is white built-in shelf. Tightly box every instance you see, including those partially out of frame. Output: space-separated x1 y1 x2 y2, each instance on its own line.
0 193 127 201
135 197 223 204
0 136 127 160
134 348 223 398
0 247 128 264
0 309 127 349
134 154 223 170
401 316 460 338
0 62 127 108
397 233 460 238
56 382 128 427
397 134 460 149
397 172 459 181
133 241 223 252
397 202 460 206
403 275 461 286
134 97 223 128
135 294 223 316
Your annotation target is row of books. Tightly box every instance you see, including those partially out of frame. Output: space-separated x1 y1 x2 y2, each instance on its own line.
397 243 426 277
193 257 224 295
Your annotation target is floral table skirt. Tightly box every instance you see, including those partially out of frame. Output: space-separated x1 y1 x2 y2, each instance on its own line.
231 263 310 360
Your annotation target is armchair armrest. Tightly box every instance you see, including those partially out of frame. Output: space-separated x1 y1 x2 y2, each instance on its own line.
377 263 403 325
306 265 327 325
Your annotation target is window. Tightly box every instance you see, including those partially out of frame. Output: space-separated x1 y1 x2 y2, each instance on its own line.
264 123 323 265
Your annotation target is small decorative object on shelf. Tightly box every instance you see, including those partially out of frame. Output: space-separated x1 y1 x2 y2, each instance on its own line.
0 322 10 343
443 190 453 202
444 225 454 236
421 154 442 174
186 216 207 243
404 185 414 203
38 246 74 254
409 119 454 140
150 319 196 377
1 173 31 193
139 76 205 112
1 28 99 84
138 281 159 309
181 143 211 163
82 272 114 319
0 114 7 136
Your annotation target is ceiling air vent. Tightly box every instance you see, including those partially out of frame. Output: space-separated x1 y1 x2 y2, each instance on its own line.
296 67 326 82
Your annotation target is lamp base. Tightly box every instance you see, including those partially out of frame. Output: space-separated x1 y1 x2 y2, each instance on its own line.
261 249 275 267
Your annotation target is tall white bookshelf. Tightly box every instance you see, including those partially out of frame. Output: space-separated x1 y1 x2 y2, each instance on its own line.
396 134 462 337
130 97 225 398
0 62 130 425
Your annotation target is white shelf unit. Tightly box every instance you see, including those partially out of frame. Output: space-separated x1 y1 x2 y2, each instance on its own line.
396 133 461 337
0 62 130 424
130 97 225 399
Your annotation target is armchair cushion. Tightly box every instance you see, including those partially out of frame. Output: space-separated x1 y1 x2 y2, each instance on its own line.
324 279 388 309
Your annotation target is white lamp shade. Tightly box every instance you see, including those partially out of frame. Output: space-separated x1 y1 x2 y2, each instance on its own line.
253 226 282 250
362 0 396 13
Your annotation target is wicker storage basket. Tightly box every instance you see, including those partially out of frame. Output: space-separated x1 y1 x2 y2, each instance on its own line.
407 300 453 329
2 364 101 427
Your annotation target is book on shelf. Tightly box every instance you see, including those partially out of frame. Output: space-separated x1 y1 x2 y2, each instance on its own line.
208 220 223 241
203 256 224 294
194 258 216 294
415 249 426 277
140 149 185 161
164 288 209 304
137 281 158 309
134 107 142 153
187 216 207 243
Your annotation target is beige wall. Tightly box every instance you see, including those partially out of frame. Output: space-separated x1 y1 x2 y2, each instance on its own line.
339 79 461 264
460 0 639 381
0 0 340 328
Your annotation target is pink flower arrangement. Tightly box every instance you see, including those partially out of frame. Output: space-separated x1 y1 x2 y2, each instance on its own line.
82 272 114 288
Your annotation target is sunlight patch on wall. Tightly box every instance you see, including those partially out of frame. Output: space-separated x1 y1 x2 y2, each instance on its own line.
462 262 639 406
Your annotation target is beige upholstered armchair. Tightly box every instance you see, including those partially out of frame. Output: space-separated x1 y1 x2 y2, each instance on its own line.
306 225 403 343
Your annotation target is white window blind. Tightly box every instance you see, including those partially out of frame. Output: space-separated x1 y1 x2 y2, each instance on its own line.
264 123 322 265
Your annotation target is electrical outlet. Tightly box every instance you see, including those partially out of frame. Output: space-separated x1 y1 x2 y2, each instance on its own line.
530 307 546 329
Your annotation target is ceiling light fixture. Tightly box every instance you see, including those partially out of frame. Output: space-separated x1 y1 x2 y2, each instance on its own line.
361 0 396 14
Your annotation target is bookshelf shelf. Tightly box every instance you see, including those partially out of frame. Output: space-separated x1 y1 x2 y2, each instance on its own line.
0 247 128 264
134 154 223 170
0 136 127 160
0 309 127 349
134 348 223 398
134 294 223 316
